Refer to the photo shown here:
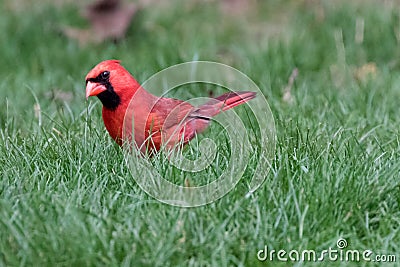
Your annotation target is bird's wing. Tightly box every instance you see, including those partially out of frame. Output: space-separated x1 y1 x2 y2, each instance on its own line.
143 98 198 151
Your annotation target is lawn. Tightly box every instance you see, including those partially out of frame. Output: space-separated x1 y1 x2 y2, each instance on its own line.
1 0 400 266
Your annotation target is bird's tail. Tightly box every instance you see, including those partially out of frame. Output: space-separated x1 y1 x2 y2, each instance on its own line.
194 91 256 119
211 91 256 111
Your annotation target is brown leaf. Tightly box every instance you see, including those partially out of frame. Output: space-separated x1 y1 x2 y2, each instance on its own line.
354 62 378 82
64 0 138 45
85 0 137 41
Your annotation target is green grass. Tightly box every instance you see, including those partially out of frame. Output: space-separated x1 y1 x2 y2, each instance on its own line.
1 0 400 266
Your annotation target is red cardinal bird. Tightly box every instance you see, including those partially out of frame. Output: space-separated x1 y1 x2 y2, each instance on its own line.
85 60 256 153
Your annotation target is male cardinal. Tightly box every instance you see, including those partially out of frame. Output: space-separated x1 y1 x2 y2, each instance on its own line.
85 60 256 153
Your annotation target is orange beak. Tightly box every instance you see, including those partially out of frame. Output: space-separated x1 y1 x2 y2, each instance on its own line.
86 81 107 99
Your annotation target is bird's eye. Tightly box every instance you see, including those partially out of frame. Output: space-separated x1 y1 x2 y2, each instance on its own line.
100 71 110 80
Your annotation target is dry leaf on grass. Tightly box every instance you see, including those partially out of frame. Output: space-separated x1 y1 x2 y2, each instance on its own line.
354 62 378 82
63 0 137 45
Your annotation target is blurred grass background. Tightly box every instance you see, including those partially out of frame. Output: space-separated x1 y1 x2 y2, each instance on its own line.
1 0 400 266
